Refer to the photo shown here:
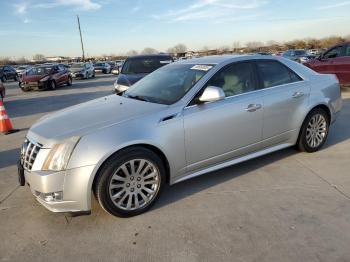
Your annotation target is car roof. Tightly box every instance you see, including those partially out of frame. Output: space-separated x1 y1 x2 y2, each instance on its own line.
127 54 173 59
175 54 273 65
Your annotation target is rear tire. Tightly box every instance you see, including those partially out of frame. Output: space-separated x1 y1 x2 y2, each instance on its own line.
94 147 165 217
297 108 330 153
1 76 7 83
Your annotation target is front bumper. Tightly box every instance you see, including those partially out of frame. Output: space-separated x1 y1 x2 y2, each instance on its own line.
22 163 96 213
20 81 47 90
71 72 85 78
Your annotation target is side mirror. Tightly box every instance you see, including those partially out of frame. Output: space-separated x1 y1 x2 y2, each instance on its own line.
198 86 225 103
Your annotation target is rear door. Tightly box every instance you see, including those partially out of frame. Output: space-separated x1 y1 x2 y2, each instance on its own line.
255 60 310 147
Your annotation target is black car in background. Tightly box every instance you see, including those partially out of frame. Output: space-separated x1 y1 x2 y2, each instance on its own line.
0 65 18 82
114 54 173 93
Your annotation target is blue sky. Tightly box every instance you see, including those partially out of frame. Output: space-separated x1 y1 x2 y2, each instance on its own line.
1 0 350 59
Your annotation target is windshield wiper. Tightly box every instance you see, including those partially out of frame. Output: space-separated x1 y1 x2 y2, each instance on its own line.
126 94 149 102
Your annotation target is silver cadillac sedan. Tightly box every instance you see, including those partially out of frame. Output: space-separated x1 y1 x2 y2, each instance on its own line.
18 55 342 217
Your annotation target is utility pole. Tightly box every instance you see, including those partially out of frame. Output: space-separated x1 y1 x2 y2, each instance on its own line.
77 15 85 62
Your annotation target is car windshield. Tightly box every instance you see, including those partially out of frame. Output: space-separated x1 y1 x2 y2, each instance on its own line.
28 67 51 75
124 63 213 105
295 50 306 56
121 57 172 74
71 63 84 68
95 63 104 66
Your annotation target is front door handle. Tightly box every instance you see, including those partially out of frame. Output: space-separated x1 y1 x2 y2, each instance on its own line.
292 91 304 98
245 104 262 112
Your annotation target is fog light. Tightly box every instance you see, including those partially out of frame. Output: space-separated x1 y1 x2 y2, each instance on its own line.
38 191 63 202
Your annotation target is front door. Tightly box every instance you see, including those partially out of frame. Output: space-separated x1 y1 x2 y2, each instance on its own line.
183 62 263 173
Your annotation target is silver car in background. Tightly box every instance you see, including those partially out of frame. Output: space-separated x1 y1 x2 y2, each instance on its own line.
70 62 95 79
18 55 342 217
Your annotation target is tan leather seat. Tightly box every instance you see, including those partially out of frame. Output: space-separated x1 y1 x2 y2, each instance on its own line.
222 74 242 96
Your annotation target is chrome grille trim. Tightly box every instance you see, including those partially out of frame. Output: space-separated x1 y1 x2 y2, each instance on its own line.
21 138 43 171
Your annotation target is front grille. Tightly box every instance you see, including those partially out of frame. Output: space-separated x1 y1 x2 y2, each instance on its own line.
21 138 43 171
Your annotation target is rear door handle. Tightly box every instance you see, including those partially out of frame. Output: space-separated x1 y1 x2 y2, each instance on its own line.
292 92 304 98
245 104 262 112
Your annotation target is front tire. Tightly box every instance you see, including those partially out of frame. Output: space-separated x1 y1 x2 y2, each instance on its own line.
67 77 72 86
297 108 330 152
94 147 165 217
49 80 57 90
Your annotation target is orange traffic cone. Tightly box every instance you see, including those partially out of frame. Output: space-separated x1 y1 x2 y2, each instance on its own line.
0 100 18 135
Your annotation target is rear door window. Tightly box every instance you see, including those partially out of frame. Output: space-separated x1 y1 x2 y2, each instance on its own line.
255 60 302 89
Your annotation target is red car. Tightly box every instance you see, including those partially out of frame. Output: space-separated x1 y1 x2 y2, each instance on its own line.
304 42 350 87
19 64 72 91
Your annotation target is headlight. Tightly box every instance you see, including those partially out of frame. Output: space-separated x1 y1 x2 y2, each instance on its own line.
42 136 80 171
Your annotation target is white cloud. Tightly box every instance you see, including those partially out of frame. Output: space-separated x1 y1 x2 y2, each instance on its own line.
14 2 28 14
152 0 268 22
35 0 101 11
317 1 350 10
131 6 141 13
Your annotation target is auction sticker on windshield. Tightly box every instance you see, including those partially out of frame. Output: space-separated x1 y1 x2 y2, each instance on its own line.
191 65 213 71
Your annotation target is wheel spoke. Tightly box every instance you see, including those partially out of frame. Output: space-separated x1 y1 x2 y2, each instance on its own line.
120 164 130 176
111 189 126 200
126 194 133 209
136 159 146 174
134 195 140 209
110 184 123 190
112 174 126 182
144 171 157 180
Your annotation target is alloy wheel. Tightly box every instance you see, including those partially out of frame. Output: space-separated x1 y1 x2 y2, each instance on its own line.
306 114 327 148
108 159 161 211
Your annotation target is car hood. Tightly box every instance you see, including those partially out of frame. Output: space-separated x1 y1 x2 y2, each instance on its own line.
28 94 167 145
117 73 147 86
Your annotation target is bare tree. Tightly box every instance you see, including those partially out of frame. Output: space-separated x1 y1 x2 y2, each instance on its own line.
167 43 187 54
0 57 11 65
16 56 28 64
232 41 240 50
245 41 263 52
32 54 46 61
126 50 138 56
141 48 158 55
